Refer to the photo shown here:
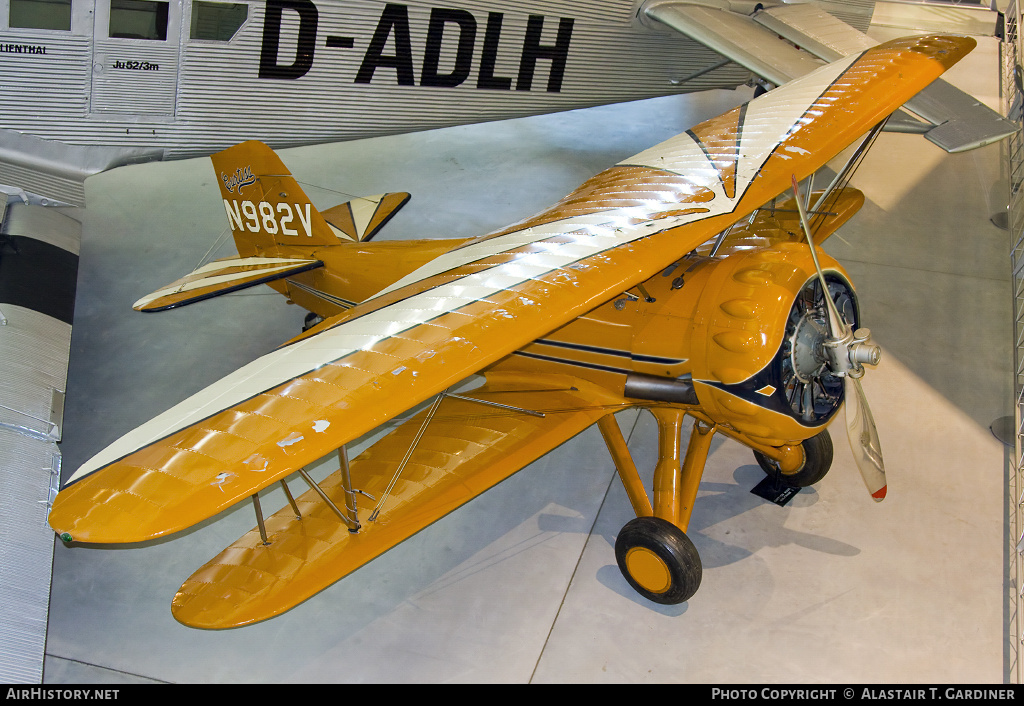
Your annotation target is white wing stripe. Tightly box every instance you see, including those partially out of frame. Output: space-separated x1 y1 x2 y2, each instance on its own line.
366 212 622 301
69 210 720 483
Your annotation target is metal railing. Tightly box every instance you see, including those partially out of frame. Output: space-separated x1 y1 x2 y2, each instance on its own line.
1002 0 1024 683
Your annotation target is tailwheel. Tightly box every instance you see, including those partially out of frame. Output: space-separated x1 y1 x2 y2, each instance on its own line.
302 312 324 332
753 430 833 488
615 516 702 605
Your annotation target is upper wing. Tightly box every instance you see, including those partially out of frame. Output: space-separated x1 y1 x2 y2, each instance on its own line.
48 35 975 544
644 2 1014 152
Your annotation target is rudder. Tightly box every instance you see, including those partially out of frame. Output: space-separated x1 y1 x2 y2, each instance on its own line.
211 141 339 255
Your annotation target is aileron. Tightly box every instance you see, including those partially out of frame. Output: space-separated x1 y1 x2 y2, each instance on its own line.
641 2 823 87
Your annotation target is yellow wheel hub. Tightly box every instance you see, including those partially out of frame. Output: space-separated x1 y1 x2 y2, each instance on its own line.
624 547 671 594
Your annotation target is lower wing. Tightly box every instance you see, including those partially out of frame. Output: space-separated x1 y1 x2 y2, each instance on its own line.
170 373 632 628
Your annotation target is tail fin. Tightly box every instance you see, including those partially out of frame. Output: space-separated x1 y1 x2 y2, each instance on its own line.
211 141 339 255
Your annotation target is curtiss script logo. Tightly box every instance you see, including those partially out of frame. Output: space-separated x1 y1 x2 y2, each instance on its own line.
222 166 256 193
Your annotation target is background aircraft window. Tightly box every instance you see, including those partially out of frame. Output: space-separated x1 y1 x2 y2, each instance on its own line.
190 1 247 41
109 0 168 40
9 0 72 30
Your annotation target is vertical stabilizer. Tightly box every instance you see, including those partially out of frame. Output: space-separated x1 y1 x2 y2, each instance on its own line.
210 141 339 255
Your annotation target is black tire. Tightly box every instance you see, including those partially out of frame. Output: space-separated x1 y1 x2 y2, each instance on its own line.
302 312 324 332
615 516 702 605
753 430 833 488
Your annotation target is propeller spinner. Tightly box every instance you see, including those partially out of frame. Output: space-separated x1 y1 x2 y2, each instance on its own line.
790 176 887 501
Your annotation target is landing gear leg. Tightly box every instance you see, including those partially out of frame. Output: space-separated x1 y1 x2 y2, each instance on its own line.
600 409 712 605
754 430 834 488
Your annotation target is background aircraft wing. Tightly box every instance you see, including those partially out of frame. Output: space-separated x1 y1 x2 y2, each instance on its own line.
48 35 975 545
643 2 1014 152
171 373 631 628
642 2 824 88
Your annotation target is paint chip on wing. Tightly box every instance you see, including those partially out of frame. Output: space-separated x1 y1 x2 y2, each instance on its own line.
392 366 406 375
243 453 269 471
313 420 330 433
212 472 235 491
277 432 304 448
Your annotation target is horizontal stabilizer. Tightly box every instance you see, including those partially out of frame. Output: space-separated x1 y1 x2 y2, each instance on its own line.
133 256 322 312
321 192 411 242
171 375 630 628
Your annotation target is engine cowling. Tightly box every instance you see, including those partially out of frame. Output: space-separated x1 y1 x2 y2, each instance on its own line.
632 242 858 448
693 243 857 446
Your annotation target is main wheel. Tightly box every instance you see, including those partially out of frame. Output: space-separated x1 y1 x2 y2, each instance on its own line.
615 516 702 605
753 430 833 488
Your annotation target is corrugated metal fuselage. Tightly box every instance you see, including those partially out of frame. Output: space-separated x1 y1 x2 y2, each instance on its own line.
0 0 755 161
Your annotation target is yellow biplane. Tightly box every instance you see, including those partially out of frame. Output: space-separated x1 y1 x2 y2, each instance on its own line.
49 33 975 629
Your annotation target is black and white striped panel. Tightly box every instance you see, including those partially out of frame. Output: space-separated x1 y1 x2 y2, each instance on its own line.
0 201 80 683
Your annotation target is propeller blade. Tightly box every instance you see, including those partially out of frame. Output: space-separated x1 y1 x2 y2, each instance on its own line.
845 375 886 501
792 175 886 501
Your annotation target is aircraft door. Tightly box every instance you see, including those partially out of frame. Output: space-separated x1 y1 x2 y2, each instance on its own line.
90 0 181 116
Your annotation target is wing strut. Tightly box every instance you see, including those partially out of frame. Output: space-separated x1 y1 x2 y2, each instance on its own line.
299 468 360 531
446 393 546 418
252 494 270 545
280 479 301 519
810 118 888 226
368 392 448 522
337 446 362 531
252 480 304 545
367 390 548 522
